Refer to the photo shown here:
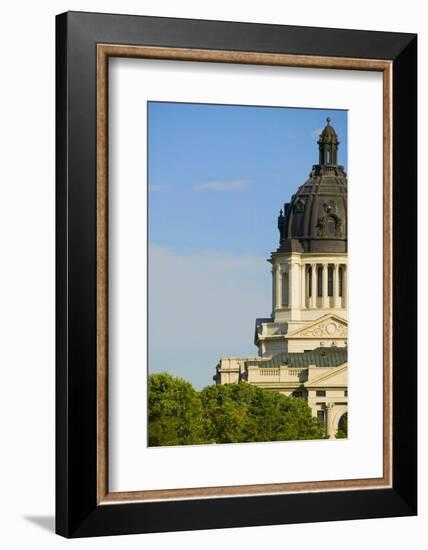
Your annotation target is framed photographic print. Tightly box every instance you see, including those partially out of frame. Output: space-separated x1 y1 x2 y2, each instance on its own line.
56 11 417 538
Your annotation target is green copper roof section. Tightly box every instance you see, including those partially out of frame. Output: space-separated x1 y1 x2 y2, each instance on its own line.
247 347 347 369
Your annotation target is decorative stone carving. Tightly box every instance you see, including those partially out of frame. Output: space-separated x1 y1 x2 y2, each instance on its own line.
293 318 347 338
323 200 337 214
317 213 343 238
294 199 305 213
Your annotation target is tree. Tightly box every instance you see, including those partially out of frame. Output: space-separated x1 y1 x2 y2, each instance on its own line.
148 375 326 446
200 383 325 443
148 372 207 446
335 413 348 439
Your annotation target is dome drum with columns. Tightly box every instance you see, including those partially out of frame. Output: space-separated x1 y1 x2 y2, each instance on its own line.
214 118 348 439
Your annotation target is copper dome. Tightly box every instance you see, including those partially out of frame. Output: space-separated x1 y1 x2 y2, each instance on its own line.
277 118 347 254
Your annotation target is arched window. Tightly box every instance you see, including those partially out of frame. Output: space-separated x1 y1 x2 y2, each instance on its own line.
328 266 333 296
317 265 322 297
337 413 348 439
281 272 289 307
326 216 336 237
339 267 344 297
325 150 331 164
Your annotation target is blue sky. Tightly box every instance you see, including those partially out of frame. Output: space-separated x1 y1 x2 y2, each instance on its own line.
148 102 347 389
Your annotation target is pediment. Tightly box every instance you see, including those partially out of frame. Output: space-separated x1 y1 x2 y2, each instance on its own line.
306 364 348 387
289 314 347 339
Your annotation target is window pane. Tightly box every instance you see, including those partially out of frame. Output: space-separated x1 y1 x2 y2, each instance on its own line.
282 272 289 307
317 266 322 297
317 410 325 423
328 266 333 296
327 217 336 236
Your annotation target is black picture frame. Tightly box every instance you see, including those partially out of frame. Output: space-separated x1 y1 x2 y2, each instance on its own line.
56 11 417 538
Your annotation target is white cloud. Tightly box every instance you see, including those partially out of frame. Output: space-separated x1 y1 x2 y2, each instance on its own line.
193 180 249 192
311 127 323 138
149 184 169 192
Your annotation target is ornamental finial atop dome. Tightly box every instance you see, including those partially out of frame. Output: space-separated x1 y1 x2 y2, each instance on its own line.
318 117 339 165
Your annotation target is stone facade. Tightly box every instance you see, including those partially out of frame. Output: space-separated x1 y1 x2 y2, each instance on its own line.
214 118 348 439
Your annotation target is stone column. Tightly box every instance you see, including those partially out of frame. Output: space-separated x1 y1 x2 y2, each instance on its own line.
287 263 292 310
289 261 299 314
301 263 306 309
333 263 340 309
326 403 336 439
310 263 317 309
275 264 282 310
342 265 347 309
271 267 275 314
322 263 328 308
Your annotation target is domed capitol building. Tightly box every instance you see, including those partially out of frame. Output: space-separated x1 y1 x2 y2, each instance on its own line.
214 118 348 438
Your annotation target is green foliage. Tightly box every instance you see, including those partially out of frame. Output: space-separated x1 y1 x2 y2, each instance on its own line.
200 383 325 443
148 372 207 446
148 374 326 446
335 413 348 439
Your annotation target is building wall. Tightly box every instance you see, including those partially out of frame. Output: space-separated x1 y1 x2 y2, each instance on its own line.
256 315 348 356
216 358 348 438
